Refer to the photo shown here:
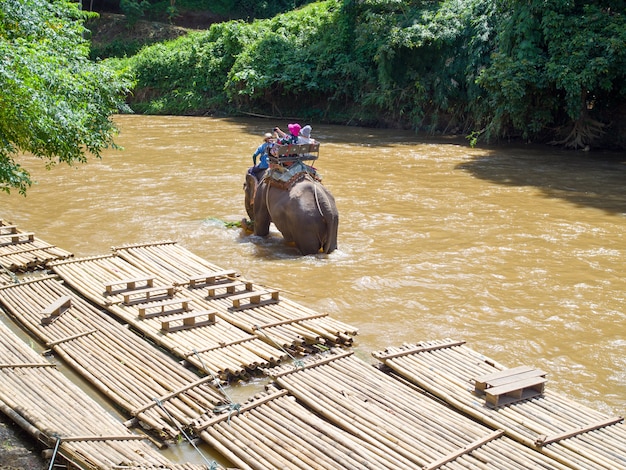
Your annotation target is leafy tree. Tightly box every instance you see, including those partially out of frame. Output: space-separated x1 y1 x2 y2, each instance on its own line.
477 0 626 147
0 0 132 195
111 0 626 147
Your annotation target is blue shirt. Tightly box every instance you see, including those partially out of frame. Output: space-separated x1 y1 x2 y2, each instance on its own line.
252 142 270 169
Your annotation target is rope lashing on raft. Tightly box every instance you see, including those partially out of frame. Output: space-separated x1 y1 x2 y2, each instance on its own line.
191 349 241 423
252 324 305 369
0 261 19 284
153 398 218 469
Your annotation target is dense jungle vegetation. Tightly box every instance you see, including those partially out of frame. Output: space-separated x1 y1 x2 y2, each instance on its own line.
2 0 626 195
102 0 626 150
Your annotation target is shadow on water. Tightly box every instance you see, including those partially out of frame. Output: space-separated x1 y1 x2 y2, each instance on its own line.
457 149 626 215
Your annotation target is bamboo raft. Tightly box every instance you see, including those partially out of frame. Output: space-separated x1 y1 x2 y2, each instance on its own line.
193 349 570 470
373 339 626 469
0 220 73 271
49 242 357 379
0 276 227 441
113 242 357 349
194 387 413 470
2 224 623 470
49 251 288 379
0 320 218 470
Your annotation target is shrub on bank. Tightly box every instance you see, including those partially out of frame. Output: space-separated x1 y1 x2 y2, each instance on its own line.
110 0 626 149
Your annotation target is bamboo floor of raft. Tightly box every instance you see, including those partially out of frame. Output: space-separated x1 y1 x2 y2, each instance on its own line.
272 349 571 470
194 348 570 470
49 242 357 378
0 220 73 271
373 339 626 469
49 251 288 379
0 276 228 441
0 320 219 470
112 242 357 350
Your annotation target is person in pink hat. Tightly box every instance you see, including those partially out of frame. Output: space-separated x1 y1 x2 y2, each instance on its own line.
274 123 301 145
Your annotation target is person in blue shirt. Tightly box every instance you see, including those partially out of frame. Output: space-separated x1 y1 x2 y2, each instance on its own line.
250 132 273 177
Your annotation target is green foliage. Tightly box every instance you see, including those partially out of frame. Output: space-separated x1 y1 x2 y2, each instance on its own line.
112 0 626 147
0 0 132 194
120 0 146 25
476 0 626 146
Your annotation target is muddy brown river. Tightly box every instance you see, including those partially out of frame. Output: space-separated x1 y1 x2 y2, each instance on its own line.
1 115 624 465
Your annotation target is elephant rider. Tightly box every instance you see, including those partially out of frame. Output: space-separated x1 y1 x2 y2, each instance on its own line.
272 123 301 166
274 123 301 145
249 132 273 179
298 125 316 144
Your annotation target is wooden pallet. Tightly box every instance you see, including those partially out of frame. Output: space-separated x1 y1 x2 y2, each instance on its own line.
41 295 73 325
161 310 217 333
104 276 154 294
207 281 253 298
137 297 192 319
188 270 237 288
230 290 279 310
122 286 176 305
474 366 547 407
0 232 35 244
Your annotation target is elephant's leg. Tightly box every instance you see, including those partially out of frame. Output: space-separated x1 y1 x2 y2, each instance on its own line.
296 236 322 255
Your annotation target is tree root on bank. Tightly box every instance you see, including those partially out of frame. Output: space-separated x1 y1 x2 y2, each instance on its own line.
550 116 607 149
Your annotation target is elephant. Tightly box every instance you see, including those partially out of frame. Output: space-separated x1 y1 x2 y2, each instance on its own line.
243 169 338 255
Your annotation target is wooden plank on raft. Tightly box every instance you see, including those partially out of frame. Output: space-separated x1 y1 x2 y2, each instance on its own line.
372 340 467 360
230 289 279 310
254 312 329 330
193 389 289 432
0 232 35 244
535 416 625 446
161 310 217 333
137 297 192 319
59 434 149 443
188 270 237 288
207 281 253 298
474 366 544 392
484 376 547 407
0 363 57 369
0 225 18 234
422 429 505 470
41 295 72 325
104 276 154 294
122 285 175 305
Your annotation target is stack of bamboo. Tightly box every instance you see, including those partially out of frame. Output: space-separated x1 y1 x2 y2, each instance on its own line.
194 387 419 470
269 349 568 470
192 349 567 469
0 220 73 271
373 339 626 469
0 276 227 440
49 252 286 379
113 242 358 349
0 321 217 470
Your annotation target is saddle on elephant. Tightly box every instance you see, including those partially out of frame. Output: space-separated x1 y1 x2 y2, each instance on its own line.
266 161 322 191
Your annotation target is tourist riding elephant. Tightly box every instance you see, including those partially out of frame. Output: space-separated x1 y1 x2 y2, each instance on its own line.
243 171 338 255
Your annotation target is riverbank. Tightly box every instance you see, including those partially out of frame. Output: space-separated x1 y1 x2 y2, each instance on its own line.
0 415 47 469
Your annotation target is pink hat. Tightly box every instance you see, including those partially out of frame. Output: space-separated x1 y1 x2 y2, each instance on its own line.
288 123 301 136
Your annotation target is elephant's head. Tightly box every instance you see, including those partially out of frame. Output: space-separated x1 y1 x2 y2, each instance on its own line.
243 169 266 221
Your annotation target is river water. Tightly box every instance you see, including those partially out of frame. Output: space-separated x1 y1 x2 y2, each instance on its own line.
2 115 625 464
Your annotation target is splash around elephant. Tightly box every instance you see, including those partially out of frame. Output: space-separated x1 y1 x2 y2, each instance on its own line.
243 169 338 255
